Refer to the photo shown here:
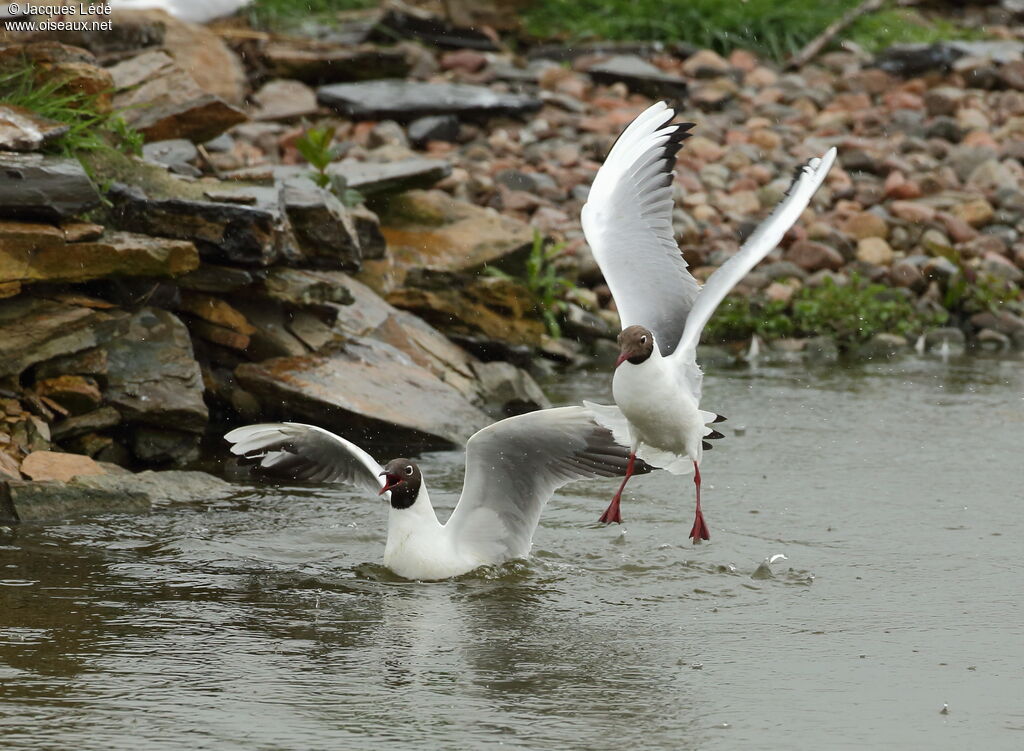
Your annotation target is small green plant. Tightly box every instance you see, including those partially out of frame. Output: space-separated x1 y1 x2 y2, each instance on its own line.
295 126 341 189
704 274 945 349
930 247 1022 318
487 231 576 338
791 274 937 346
0 63 143 157
703 295 793 343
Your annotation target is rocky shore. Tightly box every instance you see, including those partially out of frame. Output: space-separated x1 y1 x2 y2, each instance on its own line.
1 2 1023 513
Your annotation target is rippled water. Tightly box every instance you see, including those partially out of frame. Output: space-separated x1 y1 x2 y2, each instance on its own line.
2 355 1022 749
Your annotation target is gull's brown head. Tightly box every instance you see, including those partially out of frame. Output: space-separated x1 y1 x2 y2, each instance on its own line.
378 458 422 510
615 325 655 368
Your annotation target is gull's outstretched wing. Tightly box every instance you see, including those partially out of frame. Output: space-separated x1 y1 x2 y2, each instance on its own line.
445 407 650 562
674 148 838 359
582 101 699 357
225 422 384 495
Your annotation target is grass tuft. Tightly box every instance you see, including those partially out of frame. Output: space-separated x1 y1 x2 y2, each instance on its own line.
0 63 142 158
523 0 985 61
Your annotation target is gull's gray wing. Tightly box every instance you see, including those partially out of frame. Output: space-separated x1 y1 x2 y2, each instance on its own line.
225 422 384 495
444 406 650 562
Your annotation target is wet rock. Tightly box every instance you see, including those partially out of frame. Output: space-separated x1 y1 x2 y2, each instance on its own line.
0 222 199 285
286 310 336 351
386 275 545 349
231 302 307 359
841 212 889 240
0 105 69 151
586 55 688 99
0 297 125 378
79 469 233 505
951 198 995 228
857 333 908 360
34 375 101 416
262 42 412 85
34 347 107 382
317 80 541 122
177 264 254 294
0 153 100 221
365 190 532 292
329 274 481 402
924 327 966 352
104 308 208 440
20 450 105 482
331 158 452 198
0 477 147 523
408 114 460 147
784 240 844 272
50 406 121 442
374 3 503 49
281 177 362 269
260 268 356 307
349 204 387 260
109 50 246 143
130 426 201 465
249 79 319 121
873 44 963 77
236 344 490 448
0 469 234 522
108 183 282 266
563 303 612 340
682 49 733 78
142 139 199 176
969 310 1024 337
471 361 550 416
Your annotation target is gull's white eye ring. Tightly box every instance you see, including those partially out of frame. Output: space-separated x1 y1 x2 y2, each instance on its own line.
405 465 414 476
640 335 647 344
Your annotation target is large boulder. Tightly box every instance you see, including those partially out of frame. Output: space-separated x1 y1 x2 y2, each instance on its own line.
361 189 533 292
235 344 490 448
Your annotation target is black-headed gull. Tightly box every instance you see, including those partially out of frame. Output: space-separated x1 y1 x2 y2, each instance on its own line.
225 407 649 580
581 101 837 540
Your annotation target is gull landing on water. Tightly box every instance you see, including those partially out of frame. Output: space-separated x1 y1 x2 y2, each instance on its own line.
225 407 649 581
580 101 837 541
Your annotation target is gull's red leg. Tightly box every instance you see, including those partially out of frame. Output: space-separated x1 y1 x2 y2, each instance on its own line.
689 461 710 543
599 452 636 524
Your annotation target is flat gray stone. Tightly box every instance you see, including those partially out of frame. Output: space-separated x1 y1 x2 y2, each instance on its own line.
317 80 541 122
0 469 235 522
235 340 490 448
0 153 100 221
329 158 451 197
586 55 689 100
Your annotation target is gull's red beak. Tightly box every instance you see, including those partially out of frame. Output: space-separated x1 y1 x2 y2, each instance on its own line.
614 352 629 369
378 471 402 495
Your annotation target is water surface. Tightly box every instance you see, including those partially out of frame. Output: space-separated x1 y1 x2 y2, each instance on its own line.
2 355 1022 749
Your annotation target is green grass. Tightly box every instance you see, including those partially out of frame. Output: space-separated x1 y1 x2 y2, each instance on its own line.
704 275 946 349
523 0 985 61
248 0 375 30
0 63 142 158
486 231 575 338
846 7 985 54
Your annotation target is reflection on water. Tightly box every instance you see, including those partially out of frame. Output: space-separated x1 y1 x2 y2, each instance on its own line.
1 354 1022 749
